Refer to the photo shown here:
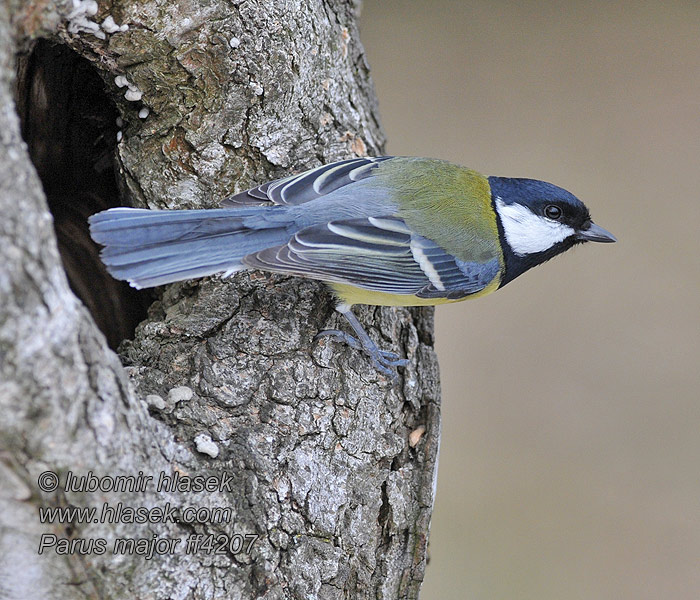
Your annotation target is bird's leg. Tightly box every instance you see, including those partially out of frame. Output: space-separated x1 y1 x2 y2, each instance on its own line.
315 303 409 377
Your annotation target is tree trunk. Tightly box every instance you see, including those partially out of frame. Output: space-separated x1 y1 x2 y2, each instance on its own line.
0 2 441 598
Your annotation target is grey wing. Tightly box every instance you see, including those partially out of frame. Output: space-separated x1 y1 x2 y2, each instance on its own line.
242 216 501 299
222 157 393 207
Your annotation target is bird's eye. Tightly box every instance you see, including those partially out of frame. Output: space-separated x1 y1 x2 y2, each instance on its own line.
544 205 562 220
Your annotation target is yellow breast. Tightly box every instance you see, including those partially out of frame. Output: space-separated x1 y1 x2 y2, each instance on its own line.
329 273 502 307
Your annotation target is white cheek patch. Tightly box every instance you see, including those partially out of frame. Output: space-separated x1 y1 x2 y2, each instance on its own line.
495 198 575 256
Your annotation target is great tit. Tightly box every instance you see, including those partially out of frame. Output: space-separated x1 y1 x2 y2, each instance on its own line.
89 156 616 376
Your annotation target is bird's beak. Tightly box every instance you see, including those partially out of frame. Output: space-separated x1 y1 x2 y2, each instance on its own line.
576 222 617 243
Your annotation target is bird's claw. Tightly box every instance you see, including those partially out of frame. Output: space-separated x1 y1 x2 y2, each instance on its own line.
314 329 361 350
377 349 409 365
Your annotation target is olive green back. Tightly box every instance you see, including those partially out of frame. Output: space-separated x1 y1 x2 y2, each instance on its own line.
376 158 503 266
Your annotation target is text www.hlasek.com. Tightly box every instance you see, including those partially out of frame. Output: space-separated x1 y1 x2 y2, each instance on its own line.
39 502 233 526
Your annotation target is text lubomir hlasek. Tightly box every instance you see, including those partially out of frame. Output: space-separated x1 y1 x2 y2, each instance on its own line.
61 470 234 493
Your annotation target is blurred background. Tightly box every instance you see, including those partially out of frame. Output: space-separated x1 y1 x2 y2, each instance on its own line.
360 2 699 599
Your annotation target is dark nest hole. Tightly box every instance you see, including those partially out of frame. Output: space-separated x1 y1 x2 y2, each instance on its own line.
16 40 153 349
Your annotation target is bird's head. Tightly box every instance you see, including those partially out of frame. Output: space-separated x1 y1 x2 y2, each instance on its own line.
488 176 616 285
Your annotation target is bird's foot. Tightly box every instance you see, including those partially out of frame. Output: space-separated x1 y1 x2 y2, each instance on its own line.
315 328 408 379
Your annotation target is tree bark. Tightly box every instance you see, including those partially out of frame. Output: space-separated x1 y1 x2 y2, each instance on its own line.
0 1 441 599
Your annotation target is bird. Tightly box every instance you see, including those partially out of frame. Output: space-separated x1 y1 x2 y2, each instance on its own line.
89 156 616 377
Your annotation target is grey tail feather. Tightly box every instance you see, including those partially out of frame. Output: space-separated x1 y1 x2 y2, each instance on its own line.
89 207 291 288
